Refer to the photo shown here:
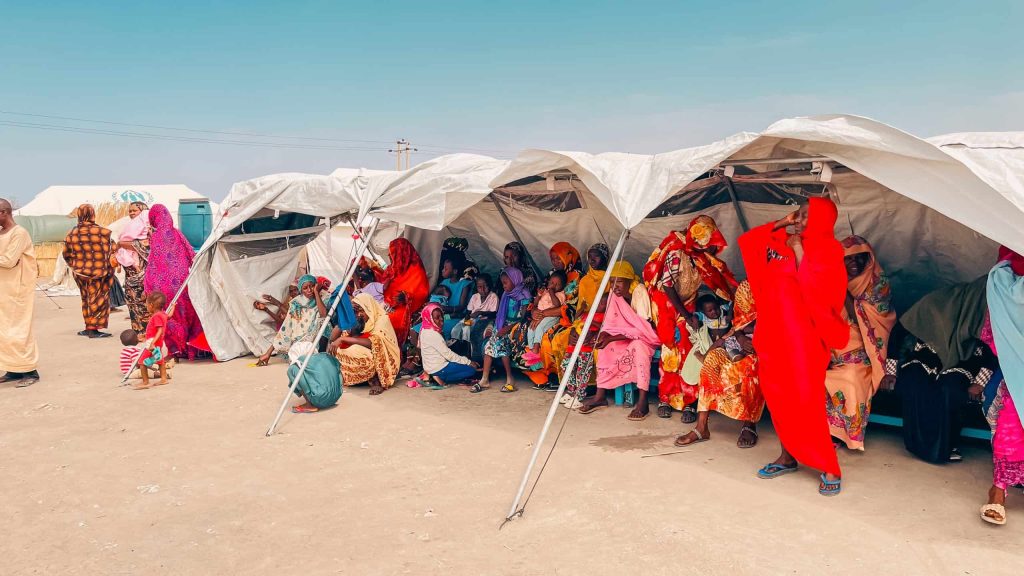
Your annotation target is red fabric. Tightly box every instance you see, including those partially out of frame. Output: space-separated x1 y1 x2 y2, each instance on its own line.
382 239 429 345
738 197 847 476
999 246 1024 276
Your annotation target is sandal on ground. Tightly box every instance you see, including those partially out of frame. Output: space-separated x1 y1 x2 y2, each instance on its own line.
737 426 758 449
77 330 93 337
680 405 697 424
544 381 560 392
577 402 607 415
531 383 547 391
757 462 799 479
674 429 708 447
981 503 1007 525
656 404 672 419
292 405 319 413
469 383 486 393
819 473 842 497
89 331 113 339
627 408 649 421
500 383 517 393
948 448 963 462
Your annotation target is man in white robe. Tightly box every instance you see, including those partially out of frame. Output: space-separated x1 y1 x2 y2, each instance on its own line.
0 198 40 386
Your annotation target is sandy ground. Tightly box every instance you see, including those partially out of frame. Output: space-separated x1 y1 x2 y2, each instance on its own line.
2 294 1022 576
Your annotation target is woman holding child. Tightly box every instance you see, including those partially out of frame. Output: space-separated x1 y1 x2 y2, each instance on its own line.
476 267 533 393
644 216 738 421
257 275 329 366
144 204 204 359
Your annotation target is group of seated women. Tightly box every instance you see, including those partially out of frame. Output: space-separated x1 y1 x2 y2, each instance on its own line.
253 211 1023 525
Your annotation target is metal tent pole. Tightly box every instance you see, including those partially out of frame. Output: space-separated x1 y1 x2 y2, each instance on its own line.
505 227 629 521
265 218 380 436
722 176 750 232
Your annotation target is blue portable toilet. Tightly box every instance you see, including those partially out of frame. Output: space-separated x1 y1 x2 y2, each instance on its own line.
178 198 213 251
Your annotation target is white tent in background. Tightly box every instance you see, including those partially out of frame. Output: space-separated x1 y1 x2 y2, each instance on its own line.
189 154 507 361
16 184 206 223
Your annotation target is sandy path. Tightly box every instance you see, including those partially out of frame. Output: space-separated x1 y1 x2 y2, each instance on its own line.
1 294 1021 575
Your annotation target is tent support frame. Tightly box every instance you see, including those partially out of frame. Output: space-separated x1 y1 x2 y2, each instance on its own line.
504 228 629 523
723 176 750 232
265 218 380 436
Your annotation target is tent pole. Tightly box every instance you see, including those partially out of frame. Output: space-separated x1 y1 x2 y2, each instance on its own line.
118 243 214 385
491 197 543 281
265 218 380 436
723 176 750 232
505 227 628 522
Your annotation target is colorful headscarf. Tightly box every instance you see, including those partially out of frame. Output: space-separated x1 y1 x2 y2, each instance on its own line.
588 243 610 266
609 260 640 292
351 292 401 389
382 238 423 282
504 241 527 267
842 235 896 391
496 266 530 331
316 276 331 292
987 254 1024 424
420 303 443 332
290 275 319 311
550 242 582 274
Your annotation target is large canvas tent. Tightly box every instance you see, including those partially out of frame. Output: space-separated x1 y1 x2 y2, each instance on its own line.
189 155 507 361
416 115 1020 314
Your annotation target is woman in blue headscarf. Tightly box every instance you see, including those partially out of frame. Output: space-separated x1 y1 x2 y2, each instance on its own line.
257 275 328 366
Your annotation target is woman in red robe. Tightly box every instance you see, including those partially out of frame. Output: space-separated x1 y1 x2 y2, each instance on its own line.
739 197 849 496
381 239 429 347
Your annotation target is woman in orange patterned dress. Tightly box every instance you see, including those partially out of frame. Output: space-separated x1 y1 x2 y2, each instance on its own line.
63 204 116 338
675 280 763 448
643 215 738 421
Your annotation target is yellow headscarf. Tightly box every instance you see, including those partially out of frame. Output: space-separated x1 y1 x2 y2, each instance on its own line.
609 260 640 292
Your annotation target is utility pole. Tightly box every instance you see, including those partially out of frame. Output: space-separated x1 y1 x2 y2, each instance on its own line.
388 139 417 170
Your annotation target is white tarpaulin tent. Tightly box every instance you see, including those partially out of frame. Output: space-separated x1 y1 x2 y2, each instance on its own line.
16 184 207 222
190 155 507 361
423 115 1017 313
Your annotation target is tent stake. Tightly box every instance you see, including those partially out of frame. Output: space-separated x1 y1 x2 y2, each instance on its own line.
118 242 214 385
265 218 380 436
723 176 750 232
491 197 543 281
504 228 629 522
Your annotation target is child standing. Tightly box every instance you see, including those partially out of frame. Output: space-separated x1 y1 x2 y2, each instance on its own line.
522 270 567 367
136 291 171 390
419 303 479 387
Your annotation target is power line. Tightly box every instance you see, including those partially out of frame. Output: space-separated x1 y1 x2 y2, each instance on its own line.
0 110 393 145
0 120 389 152
0 109 521 156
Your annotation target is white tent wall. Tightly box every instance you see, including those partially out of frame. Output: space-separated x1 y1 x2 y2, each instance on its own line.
927 132 1024 215
305 221 401 284
16 184 209 223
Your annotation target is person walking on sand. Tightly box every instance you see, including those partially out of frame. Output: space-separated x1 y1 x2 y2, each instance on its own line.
0 198 41 387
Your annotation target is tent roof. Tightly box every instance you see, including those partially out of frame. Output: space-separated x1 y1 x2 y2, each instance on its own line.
488 115 1024 254
16 184 206 218
927 131 1024 221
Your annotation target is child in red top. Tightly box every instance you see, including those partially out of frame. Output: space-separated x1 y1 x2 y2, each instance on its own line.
136 291 171 389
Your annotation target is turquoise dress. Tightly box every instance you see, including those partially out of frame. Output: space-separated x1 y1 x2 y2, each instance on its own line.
287 353 343 408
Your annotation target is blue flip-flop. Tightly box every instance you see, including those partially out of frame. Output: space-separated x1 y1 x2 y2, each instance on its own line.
757 463 799 479
818 473 841 496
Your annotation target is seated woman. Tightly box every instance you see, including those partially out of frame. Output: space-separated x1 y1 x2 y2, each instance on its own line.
675 280 764 448
437 255 476 336
979 247 1024 526
419 303 480 388
451 274 499 362
523 242 585 388
476 267 532 393
577 262 658 420
897 274 994 463
256 275 327 366
328 293 401 396
285 341 343 414
824 236 897 451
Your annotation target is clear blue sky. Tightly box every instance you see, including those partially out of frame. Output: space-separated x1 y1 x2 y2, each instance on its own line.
1 0 1021 205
